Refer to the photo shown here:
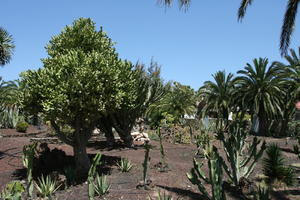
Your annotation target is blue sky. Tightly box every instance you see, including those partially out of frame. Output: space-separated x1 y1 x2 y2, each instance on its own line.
1 0 299 89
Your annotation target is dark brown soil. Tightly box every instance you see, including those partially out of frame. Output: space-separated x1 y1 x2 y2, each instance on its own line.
1 129 300 200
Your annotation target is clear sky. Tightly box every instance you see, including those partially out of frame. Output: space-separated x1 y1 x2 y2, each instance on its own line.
1 0 299 89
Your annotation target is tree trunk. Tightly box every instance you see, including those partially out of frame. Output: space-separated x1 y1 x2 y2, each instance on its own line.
73 130 91 179
97 118 115 146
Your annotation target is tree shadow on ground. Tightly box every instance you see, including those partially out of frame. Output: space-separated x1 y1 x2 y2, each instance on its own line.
87 140 141 151
272 189 300 200
156 185 205 200
0 148 19 160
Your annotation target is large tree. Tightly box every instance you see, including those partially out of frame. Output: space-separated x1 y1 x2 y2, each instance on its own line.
235 58 284 135
0 27 15 66
20 18 135 177
97 61 166 146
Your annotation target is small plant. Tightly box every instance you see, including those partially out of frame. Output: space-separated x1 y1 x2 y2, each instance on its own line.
35 175 61 199
117 158 134 172
187 145 226 200
64 166 76 185
148 190 176 200
263 143 295 187
255 185 271 200
88 153 102 200
16 121 29 132
22 142 37 198
94 174 111 196
0 181 25 200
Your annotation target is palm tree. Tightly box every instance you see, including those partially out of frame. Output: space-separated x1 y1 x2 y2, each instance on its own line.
273 47 300 135
238 0 300 56
235 58 284 136
200 70 235 123
0 27 15 66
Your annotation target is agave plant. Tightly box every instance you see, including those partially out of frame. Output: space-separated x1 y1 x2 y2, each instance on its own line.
117 158 134 172
94 174 111 196
263 143 295 187
35 175 61 199
148 190 177 200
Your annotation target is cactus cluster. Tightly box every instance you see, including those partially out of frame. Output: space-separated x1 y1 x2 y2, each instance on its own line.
218 123 266 186
187 145 226 200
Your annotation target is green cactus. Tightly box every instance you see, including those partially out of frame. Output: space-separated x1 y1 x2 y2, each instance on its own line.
187 145 226 200
158 127 167 168
217 123 266 187
143 142 152 184
22 142 37 198
88 153 102 200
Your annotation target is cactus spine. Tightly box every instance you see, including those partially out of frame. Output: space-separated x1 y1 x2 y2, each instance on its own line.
187 145 226 200
22 142 37 198
88 153 102 200
218 123 266 186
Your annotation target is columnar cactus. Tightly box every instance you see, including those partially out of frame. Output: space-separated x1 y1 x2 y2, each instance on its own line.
218 123 266 186
22 142 37 198
143 142 151 184
187 145 226 200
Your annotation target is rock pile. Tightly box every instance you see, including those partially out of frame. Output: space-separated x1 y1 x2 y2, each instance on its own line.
131 131 150 145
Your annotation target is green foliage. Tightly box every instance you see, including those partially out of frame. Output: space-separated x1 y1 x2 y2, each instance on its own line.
117 158 134 172
15 121 29 132
194 132 212 156
94 174 111 196
218 123 266 186
147 81 196 126
64 166 76 185
235 58 284 135
0 27 15 66
263 144 295 187
35 175 61 199
200 70 234 121
288 121 300 137
22 142 37 198
88 153 102 200
0 181 25 200
20 18 136 175
187 145 226 200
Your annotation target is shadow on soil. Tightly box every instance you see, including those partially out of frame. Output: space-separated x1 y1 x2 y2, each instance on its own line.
156 185 205 200
12 144 121 184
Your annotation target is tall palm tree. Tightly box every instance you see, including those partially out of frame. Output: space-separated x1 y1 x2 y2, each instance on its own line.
273 47 300 135
0 27 15 66
200 70 235 121
238 0 300 56
235 58 284 135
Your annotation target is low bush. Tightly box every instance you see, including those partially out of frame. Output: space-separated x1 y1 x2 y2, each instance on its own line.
16 121 29 132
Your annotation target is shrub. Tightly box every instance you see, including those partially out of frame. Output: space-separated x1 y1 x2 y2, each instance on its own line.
263 143 295 187
0 181 25 200
16 121 29 132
